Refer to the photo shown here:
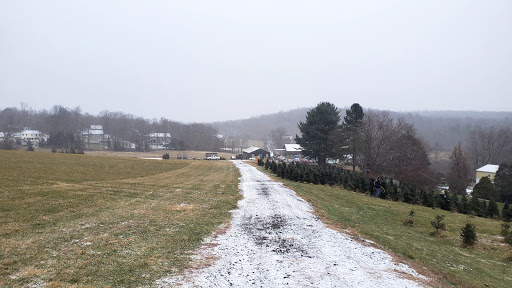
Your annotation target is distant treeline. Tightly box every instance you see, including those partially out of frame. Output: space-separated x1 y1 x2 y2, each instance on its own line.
214 108 512 152
259 159 512 221
0 105 223 151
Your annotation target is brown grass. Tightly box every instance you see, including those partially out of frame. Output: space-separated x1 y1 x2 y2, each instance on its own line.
0 150 241 287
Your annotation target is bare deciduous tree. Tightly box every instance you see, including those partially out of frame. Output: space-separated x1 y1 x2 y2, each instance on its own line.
361 110 433 187
465 126 512 169
270 127 287 148
361 110 396 173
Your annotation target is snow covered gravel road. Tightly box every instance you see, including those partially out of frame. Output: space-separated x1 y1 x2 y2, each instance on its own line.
157 161 428 287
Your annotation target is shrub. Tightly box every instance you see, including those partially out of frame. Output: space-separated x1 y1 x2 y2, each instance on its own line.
403 209 415 227
502 203 512 222
500 223 512 247
431 214 446 236
26 140 34 151
162 153 170 160
460 222 478 247
505 232 512 247
501 223 511 237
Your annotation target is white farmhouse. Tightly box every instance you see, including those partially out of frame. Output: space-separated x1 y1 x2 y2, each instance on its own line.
21 128 44 143
82 125 109 149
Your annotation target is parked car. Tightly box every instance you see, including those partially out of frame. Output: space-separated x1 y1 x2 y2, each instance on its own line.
206 155 220 160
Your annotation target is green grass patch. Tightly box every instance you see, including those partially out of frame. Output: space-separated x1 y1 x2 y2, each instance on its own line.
0 150 241 287
257 166 512 288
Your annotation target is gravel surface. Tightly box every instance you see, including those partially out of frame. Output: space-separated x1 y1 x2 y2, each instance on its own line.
157 161 428 287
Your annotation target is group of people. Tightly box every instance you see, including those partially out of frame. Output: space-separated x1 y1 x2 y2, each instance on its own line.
370 176 383 197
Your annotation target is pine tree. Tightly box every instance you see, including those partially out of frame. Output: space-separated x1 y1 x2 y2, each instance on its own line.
501 202 512 222
460 195 470 214
486 200 500 219
295 102 343 167
403 186 414 204
280 163 287 179
387 184 396 200
451 193 459 212
447 143 471 195
342 103 364 172
460 222 478 247
469 196 481 216
431 214 446 236
319 170 327 185
479 199 487 217
495 163 512 203
342 173 348 189
473 176 499 201
312 169 320 185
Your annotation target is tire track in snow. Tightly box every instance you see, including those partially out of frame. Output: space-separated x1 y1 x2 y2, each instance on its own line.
157 161 429 287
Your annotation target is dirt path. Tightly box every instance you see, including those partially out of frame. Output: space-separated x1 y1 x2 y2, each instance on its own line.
157 161 428 287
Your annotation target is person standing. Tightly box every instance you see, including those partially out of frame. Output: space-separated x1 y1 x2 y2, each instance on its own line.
375 176 382 198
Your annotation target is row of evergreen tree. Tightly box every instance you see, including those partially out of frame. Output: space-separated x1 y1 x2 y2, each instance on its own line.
259 159 512 222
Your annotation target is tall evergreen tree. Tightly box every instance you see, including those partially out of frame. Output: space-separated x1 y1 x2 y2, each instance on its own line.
447 142 471 195
473 176 499 201
296 102 342 167
494 163 512 203
342 103 364 172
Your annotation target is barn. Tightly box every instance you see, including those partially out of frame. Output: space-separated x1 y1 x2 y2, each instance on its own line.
242 147 270 159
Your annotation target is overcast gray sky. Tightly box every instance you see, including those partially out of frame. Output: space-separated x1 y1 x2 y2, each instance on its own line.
1 0 511 123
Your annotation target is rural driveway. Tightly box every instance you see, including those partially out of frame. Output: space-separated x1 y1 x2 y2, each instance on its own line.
157 161 428 287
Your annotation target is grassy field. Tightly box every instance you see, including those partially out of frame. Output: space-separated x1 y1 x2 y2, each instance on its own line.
256 166 512 287
83 149 236 160
0 150 241 287
3 150 511 287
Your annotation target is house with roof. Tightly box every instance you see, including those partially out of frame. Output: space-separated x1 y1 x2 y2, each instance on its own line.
242 146 270 159
21 128 44 143
476 164 500 184
272 144 303 161
148 133 171 148
82 125 109 149
284 144 303 160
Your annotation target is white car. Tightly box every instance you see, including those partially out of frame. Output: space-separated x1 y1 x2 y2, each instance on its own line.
207 155 220 160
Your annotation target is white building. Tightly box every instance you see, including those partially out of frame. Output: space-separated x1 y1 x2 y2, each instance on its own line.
148 133 171 148
475 164 500 184
21 129 44 143
82 125 109 149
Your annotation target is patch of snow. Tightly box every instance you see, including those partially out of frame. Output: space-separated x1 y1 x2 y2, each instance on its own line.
157 161 428 287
